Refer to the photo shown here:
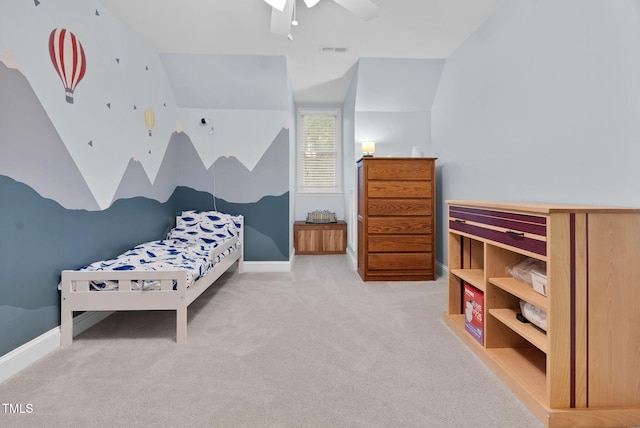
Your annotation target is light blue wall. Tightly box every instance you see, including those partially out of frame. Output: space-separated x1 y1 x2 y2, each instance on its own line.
343 57 445 260
160 54 290 111
288 64 297 257
342 66 358 254
354 58 445 158
432 0 640 265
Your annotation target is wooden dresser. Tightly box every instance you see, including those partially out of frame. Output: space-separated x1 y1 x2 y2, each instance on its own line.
357 157 436 281
445 200 640 427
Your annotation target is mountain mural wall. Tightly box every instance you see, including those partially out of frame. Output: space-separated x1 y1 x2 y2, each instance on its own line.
0 65 290 357
0 0 292 360
0 62 100 210
1 37 290 266
0 175 176 357
117 125 290 206
0 172 288 357
112 127 290 260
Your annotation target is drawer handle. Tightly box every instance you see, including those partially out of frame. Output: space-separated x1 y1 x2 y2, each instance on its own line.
454 219 466 224
506 230 525 237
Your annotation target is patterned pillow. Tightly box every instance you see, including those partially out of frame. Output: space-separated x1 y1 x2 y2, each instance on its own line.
168 211 241 244
182 211 242 232
180 210 234 225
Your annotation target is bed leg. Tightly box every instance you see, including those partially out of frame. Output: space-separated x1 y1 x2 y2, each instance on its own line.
60 304 73 347
176 306 187 344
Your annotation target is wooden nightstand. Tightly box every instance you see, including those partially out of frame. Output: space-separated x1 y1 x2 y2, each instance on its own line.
293 221 347 255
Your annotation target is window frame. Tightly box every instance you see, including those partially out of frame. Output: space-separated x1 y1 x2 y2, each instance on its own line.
296 107 342 194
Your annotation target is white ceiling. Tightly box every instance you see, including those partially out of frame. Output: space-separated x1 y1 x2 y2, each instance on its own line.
99 0 506 104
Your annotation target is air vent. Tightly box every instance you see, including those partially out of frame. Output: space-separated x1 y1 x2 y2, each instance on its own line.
319 46 348 53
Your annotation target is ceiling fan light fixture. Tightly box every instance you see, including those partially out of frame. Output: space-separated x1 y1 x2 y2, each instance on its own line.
292 0 299 25
304 0 321 8
264 0 287 12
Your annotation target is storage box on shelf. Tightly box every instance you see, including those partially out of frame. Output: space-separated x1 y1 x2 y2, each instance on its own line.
530 270 547 296
463 282 484 345
445 200 640 428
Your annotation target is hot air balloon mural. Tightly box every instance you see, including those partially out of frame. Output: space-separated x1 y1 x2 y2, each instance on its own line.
49 28 87 104
144 108 155 136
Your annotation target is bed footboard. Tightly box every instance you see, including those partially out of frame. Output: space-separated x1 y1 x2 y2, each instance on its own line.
60 270 189 346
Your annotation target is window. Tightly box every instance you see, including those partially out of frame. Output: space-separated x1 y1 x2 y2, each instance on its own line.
297 108 342 193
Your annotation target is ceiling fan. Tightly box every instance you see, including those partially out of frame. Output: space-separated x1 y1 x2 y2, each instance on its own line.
264 0 381 38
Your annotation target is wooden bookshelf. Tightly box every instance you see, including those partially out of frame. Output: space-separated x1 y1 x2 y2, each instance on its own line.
446 200 640 428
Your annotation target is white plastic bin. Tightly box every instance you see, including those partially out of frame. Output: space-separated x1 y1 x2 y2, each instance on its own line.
530 270 547 296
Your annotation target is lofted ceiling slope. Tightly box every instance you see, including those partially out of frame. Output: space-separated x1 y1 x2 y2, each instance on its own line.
100 0 506 104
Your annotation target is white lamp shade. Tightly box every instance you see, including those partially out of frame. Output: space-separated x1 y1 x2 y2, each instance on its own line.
362 141 376 154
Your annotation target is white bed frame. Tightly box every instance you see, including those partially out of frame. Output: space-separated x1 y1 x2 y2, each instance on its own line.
59 217 244 346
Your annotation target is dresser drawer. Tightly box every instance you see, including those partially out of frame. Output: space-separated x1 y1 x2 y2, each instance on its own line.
368 253 433 271
368 181 432 198
368 217 431 234
368 199 431 216
366 158 433 180
449 206 547 256
368 235 432 253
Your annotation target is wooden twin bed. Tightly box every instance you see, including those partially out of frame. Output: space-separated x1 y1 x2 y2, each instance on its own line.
59 211 244 346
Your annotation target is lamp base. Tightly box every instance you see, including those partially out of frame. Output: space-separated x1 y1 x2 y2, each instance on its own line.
362 154 374 157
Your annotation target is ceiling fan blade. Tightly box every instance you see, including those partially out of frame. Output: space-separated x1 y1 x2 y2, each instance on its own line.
303 0 321 7
270 0 293 35
264 0 287 12
333 0 380 21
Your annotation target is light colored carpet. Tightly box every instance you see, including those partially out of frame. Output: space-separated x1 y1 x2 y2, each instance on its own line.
0 255 542 427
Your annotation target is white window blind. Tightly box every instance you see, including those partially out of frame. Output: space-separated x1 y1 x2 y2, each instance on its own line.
298 109 341 193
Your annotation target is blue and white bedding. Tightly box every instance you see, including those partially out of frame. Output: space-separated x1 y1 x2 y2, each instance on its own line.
78 211 242 291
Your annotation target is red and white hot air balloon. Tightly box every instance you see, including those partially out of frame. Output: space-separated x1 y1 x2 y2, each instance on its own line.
49 28 86 104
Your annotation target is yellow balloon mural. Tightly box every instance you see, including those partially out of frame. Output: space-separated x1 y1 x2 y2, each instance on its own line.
144 108 154 136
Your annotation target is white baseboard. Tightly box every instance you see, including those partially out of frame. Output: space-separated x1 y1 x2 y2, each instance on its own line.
437 261 449 277
346 248 357 271
242 260 292 273
0 311 113 384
